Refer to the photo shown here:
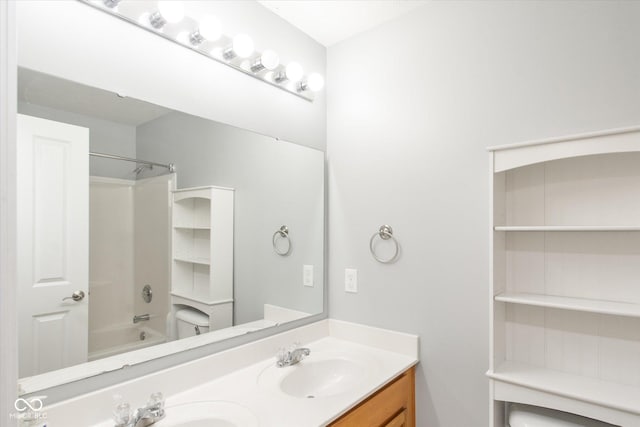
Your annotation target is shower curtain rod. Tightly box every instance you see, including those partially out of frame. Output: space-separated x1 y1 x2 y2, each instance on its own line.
89 152 175 173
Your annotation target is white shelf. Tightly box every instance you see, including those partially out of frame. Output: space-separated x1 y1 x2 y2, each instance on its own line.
173 256 210 266
494 225 640 231
170 291 233 307
488 361 640 416
495 292 640 318
174 225 211 230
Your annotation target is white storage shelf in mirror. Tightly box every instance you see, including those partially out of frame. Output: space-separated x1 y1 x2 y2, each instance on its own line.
488 126 640 427
171 186 234 308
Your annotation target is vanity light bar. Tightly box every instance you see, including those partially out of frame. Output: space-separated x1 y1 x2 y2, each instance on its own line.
82 0 324 102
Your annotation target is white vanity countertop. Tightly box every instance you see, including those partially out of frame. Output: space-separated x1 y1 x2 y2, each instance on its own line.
42 319 419 427
163 337 416 427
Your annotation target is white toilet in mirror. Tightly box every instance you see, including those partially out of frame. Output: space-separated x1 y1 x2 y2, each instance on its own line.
175 309 210 339
508 404 615 427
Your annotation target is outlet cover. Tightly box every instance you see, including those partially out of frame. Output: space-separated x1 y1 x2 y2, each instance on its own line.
303 265 314 287
345 268 358 293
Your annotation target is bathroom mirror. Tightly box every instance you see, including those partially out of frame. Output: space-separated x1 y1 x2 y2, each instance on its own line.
16 68 325 394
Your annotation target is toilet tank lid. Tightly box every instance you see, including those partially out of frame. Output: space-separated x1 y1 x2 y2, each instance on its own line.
509 404 613 427
175 308 209 326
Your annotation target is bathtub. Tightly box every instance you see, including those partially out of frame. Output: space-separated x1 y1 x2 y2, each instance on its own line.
88 324 166 361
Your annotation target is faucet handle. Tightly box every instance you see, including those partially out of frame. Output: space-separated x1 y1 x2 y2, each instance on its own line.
288 342 302 352
276 347 288 361
147 392 164 408
147 392 165 417
112 401 132 426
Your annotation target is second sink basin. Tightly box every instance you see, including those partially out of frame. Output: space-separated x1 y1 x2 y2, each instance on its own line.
258 351 379 399
159 401 258 427
281 358 365 398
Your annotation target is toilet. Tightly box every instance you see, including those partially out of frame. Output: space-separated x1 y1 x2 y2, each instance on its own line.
175 308 210 338
509 404 615 427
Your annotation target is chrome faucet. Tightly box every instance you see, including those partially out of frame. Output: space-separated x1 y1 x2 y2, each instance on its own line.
113 392 165 427
276 344 311 367
133 314 150 323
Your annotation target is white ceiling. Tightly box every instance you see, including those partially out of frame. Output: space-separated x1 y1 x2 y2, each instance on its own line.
18 68 171 126
258 0 429 47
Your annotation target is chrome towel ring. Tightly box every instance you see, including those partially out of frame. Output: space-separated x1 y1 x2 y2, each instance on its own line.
369 225 399 263
272 225 292 256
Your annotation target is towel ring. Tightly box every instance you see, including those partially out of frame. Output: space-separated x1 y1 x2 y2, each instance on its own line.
272 225 291 256
369 225 399 263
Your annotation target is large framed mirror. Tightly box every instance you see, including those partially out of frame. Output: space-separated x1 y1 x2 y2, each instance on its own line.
16 66 325 397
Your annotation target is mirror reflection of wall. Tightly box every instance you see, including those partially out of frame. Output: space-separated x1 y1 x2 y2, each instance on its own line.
17 68 324 380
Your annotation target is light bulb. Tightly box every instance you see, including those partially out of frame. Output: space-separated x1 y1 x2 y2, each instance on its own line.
198 15 221 41
232 34 254 58
307 73 324 92
260 50 280 70
250 50 280 73
138 12 151 26
157 1 184 24
285 62 303 82
176 31 190 45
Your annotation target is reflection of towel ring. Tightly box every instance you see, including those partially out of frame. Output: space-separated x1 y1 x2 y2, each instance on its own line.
369 225 399 263
272 225 292 256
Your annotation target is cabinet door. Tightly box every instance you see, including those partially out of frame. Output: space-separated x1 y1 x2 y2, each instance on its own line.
329 368 415 427
384 409 407 427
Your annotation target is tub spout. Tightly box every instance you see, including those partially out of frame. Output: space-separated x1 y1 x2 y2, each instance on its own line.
133 314 150 323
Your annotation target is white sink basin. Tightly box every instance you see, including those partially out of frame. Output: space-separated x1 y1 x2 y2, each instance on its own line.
280 358 365 398
158 401 259 427
258 352 378 399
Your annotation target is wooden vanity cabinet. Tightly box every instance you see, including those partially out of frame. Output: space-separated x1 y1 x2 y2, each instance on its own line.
329 367 415 427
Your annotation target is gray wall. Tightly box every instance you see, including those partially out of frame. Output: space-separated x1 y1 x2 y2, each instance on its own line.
137 112 324 324
17 102 136 178
327 1 640 426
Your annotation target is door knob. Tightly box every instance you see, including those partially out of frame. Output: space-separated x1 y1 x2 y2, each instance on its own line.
62 290 85 302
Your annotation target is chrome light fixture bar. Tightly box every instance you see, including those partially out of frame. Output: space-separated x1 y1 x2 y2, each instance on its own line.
82 0 324 102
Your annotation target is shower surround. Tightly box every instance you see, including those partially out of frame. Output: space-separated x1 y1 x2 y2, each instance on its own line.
88 174 173 360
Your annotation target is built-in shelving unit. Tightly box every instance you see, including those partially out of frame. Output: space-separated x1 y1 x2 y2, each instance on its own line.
171 186 234 332
488 126 640 427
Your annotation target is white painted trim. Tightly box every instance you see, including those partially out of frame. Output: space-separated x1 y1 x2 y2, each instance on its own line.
0 1 17 424
487 125 640 152
488 153 496 426
492 127 640 172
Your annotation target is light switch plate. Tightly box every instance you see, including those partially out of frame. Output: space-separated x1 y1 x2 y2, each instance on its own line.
345 268 358 293
303 265 314 287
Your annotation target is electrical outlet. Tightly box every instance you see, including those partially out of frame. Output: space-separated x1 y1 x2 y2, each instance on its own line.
303 265 314 287
345 268 358 293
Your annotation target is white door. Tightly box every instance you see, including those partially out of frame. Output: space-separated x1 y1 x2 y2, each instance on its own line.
17 114 89 378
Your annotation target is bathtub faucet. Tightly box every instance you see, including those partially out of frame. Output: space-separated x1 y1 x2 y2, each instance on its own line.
133 314 150 323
